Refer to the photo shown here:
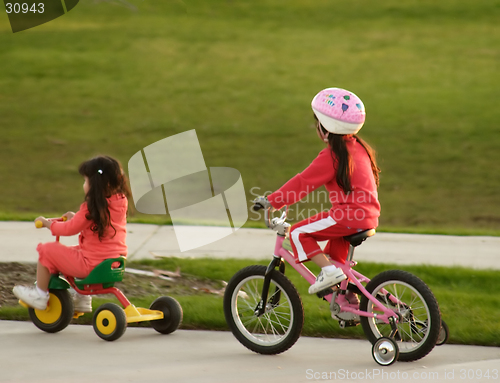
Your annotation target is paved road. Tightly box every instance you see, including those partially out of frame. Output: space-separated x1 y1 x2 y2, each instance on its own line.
1 222 499 382
1 321 500 383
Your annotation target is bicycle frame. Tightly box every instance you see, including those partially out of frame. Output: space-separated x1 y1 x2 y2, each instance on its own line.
259 208 399 327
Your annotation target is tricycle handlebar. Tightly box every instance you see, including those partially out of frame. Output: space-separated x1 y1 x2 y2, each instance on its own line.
35 216 67 229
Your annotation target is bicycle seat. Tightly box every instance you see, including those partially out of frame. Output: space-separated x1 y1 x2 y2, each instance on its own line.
74 256 126 289
344 229 376 247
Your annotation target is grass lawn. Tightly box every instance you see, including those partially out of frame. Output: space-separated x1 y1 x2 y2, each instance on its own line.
0 0 499 235
2 257 499 347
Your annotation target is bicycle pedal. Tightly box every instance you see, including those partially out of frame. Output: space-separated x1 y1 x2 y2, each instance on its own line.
316 285 338 298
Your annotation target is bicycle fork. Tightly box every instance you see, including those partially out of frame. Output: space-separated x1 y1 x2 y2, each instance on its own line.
254 256 286 317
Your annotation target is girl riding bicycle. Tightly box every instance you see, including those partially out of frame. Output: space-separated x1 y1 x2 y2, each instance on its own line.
13 155 131 311
255 87 381 295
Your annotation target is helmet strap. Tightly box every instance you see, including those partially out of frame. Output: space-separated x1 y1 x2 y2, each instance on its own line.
316 122 330 143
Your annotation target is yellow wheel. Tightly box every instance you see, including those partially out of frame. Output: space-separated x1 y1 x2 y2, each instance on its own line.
29 290 74 333
92 303 127 341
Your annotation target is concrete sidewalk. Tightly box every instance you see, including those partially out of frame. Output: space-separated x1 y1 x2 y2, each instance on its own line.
1 321 500 383
1 221 499 269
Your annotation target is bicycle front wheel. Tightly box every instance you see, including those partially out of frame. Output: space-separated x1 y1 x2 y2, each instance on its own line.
223 265 304 355
359 270 441 362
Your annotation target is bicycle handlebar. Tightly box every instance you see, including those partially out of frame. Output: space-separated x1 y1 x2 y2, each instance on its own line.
262 206 289 235
252 203 263 211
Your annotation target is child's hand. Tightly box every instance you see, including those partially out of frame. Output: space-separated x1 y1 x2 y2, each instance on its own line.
34 216 51 229
62 212 75 221
252 196 274 211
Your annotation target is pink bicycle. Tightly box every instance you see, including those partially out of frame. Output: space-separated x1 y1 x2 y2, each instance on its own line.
223 206 448 365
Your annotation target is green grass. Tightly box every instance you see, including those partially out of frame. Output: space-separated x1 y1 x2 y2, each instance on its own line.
133 257 500 346
3 257 499 346
0 0 499 234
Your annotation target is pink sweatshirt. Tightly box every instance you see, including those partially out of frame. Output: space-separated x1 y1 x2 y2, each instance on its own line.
267 137 380 229
50 194 128 265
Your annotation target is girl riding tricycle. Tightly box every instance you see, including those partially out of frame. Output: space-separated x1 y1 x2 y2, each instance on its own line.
13 155 182 341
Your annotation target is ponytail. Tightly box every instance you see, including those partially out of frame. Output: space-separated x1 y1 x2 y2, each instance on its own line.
328 134 353 194
325 131 380 193
354 135 380 187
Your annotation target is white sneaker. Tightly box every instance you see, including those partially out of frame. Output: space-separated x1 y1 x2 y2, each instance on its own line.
70 289 92 313
308 268 347 294
12 285 49 310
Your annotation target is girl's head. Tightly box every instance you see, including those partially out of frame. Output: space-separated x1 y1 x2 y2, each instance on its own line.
311 88 379 194
78 156 131 240
311 87 366 142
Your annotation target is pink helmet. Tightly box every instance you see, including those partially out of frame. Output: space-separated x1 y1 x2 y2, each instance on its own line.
311 87 366 135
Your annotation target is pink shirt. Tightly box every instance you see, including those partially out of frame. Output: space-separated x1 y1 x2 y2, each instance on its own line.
50 194 128 266
268 137 380 229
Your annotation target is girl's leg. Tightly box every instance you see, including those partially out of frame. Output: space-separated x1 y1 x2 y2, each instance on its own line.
37 242 94 313
309 253 334 268
13 242 92 310
12 260 51 310
289 212 359 293
37 242 91 278
36 261 51 292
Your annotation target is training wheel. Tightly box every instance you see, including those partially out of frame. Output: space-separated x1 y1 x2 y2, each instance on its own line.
436 319 449 346
372 337 399 366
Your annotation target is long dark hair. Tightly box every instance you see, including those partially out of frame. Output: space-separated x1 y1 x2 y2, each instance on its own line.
318 123 380 194
78 156 131 240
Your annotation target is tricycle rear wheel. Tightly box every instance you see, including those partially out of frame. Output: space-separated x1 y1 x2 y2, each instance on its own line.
93 303 127 341
149 296 183 334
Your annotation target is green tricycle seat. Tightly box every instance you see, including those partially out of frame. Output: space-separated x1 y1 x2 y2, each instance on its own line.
74 256 126 290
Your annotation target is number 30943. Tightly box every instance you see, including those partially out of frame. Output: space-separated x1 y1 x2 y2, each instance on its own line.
5 3 45 13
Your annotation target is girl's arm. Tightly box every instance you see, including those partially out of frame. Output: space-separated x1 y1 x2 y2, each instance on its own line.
267 148 335 209
50 203 91 236
62 211 76 220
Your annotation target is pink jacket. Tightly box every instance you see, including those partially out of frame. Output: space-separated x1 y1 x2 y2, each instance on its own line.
50 194 128 265
267 137 380 229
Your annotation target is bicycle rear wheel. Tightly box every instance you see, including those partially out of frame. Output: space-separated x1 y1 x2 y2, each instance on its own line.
359 270 441 362
223 265 304 355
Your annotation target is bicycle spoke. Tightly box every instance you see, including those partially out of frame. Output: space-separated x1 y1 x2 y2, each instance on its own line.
267 312 288 334
368 280 433 354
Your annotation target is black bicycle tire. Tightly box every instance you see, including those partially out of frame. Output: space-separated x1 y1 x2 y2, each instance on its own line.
223 265 304 355
359 269 441 362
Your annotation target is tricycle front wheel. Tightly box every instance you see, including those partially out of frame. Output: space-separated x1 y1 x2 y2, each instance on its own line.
29 289 73 333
